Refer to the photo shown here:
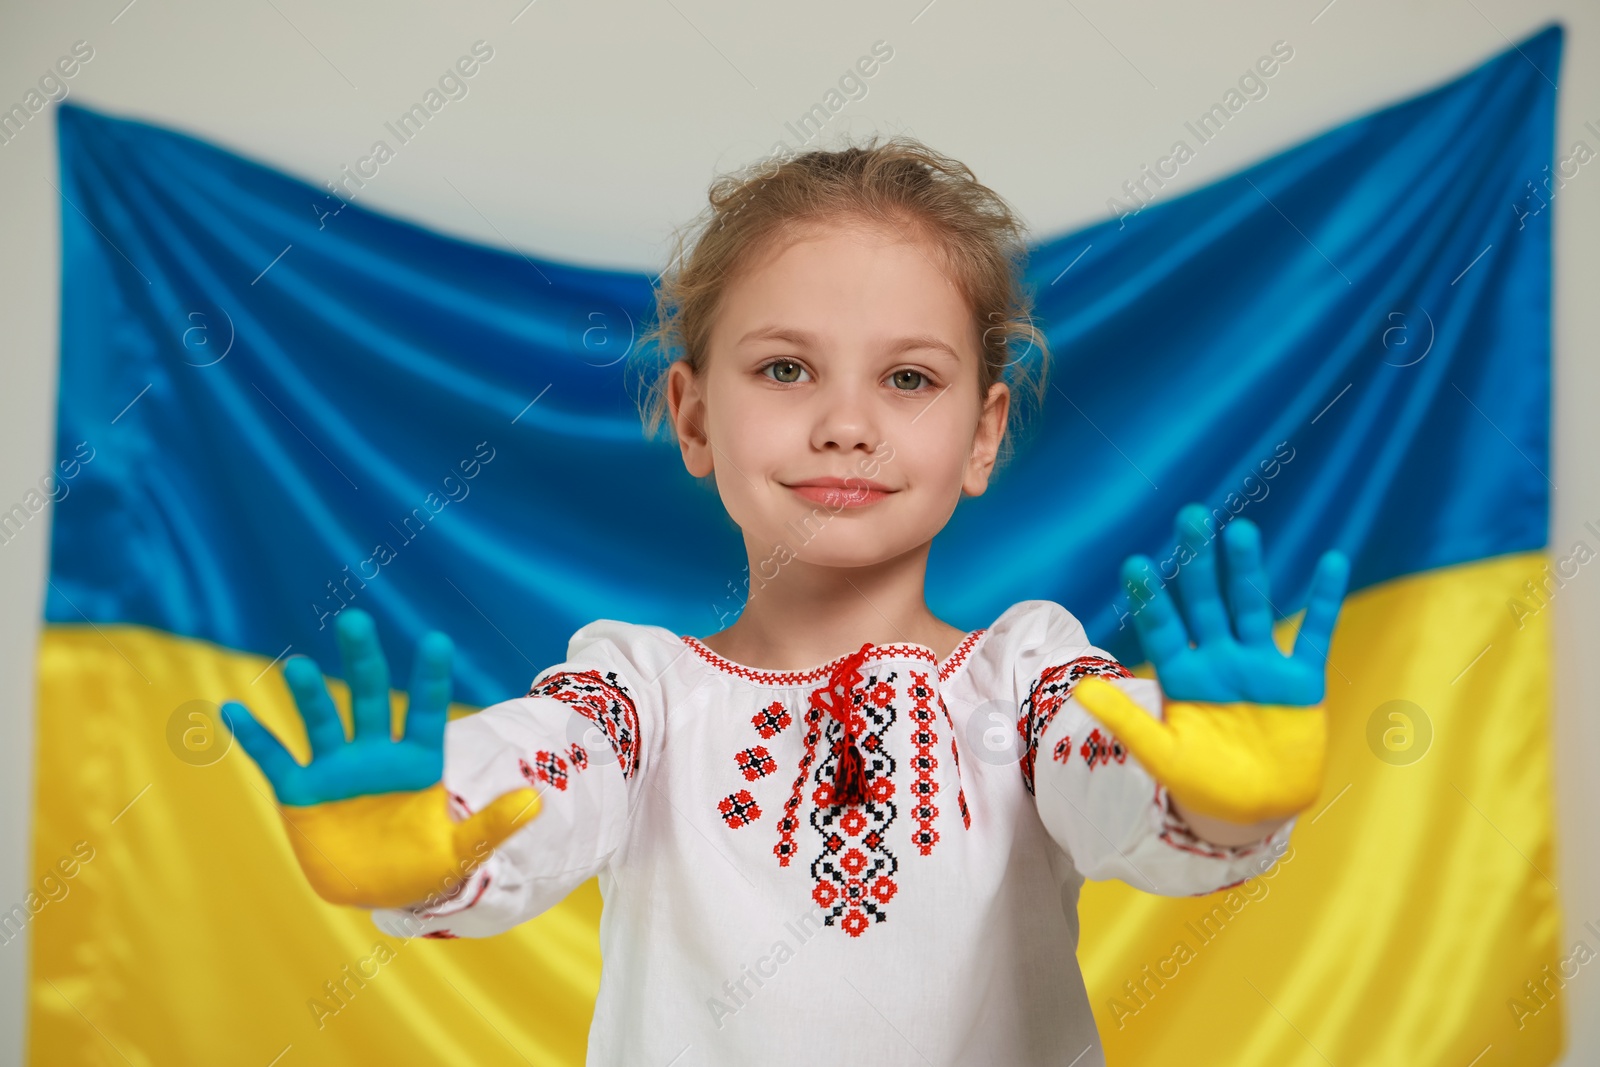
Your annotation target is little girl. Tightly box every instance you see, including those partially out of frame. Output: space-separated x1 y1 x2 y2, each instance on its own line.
222 138 1349 1066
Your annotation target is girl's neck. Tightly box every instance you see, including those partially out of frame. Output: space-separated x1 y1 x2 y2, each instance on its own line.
700 541 967 671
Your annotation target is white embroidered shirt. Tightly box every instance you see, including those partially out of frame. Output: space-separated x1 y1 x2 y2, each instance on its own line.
371 599 1294 1066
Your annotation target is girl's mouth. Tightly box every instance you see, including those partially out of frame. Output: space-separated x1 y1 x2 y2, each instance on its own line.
787 484 892 509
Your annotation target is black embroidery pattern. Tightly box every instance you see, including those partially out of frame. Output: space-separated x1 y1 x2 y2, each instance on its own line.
774 700 823 868
736 746 777 781
1079 728 1129 769
517 742 591 792
1017 655 1133 796
752 701 792 738
809 666 900 937
906 669 943 856
718 789 762 828
526 668 641 779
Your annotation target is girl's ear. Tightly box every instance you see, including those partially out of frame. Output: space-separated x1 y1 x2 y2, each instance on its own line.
962 381 1010 498
667 359 715 479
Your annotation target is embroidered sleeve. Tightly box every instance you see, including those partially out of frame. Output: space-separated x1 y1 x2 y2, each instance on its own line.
370 619 675 939
1010 600 1294 897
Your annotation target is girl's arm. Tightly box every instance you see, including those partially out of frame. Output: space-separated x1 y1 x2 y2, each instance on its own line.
1016 630 1296 897
221 611 671 939
370 618 675 940
1015 505 1348 896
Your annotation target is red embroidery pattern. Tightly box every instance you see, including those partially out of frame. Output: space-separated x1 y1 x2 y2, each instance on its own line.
752 702 792 738
938 629 988 683
774 700 824 868
519 751 569 792
906 669 942 856
687 633 989 935
808 661 899 937
420 867 492 919
1017 655 1134 796
938 695 971 830
1154 784 1277 865
1052 735 1073 763
718 789 762 828
684 631 987 688
526 667 641 779
1079 727 1128 770
721 718 783 834
516 743 593 793
735 746 777 781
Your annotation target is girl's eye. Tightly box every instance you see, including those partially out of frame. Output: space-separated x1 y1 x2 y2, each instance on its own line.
761 359 808 384
890 369 929 391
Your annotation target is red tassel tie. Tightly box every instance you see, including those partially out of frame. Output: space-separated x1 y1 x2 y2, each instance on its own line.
810 642 874 808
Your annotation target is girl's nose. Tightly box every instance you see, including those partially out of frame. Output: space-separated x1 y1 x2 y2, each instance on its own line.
809 378 884 454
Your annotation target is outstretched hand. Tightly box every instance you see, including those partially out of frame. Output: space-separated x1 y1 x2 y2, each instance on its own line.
219 609 541 908
1072 504 1351 825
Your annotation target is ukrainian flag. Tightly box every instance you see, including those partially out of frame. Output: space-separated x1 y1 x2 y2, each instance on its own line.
29 23 1562 1066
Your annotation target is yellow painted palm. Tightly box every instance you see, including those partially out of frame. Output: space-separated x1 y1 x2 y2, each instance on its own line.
220 611 542 909
1071 504 1350 825
271 781 539 909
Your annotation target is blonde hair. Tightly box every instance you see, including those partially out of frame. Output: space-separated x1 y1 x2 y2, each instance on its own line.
629 134 1051 474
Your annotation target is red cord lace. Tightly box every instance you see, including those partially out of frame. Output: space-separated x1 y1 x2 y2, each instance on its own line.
809 642 874 807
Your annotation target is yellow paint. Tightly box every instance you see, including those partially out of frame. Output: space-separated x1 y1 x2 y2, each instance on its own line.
1072 678 1327 824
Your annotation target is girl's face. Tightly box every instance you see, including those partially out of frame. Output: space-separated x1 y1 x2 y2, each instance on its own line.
667 218 1010 571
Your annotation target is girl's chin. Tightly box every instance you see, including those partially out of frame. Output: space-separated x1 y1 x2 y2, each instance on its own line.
743 532 930 572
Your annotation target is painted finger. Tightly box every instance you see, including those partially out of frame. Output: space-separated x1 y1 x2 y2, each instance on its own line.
454 787 543 862
282 656 347 760
404 631 454 753
1172 503 1232 644
1293 549 1351 669
1122 555 1190 671
219 700 301 801
1223 519 1276 647
1071 676 1177 780
337 609 395 742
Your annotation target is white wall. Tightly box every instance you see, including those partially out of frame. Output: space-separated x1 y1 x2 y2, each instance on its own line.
1 1 1595 1063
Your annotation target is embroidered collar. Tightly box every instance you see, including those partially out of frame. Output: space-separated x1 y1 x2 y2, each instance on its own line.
681 629 988 688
